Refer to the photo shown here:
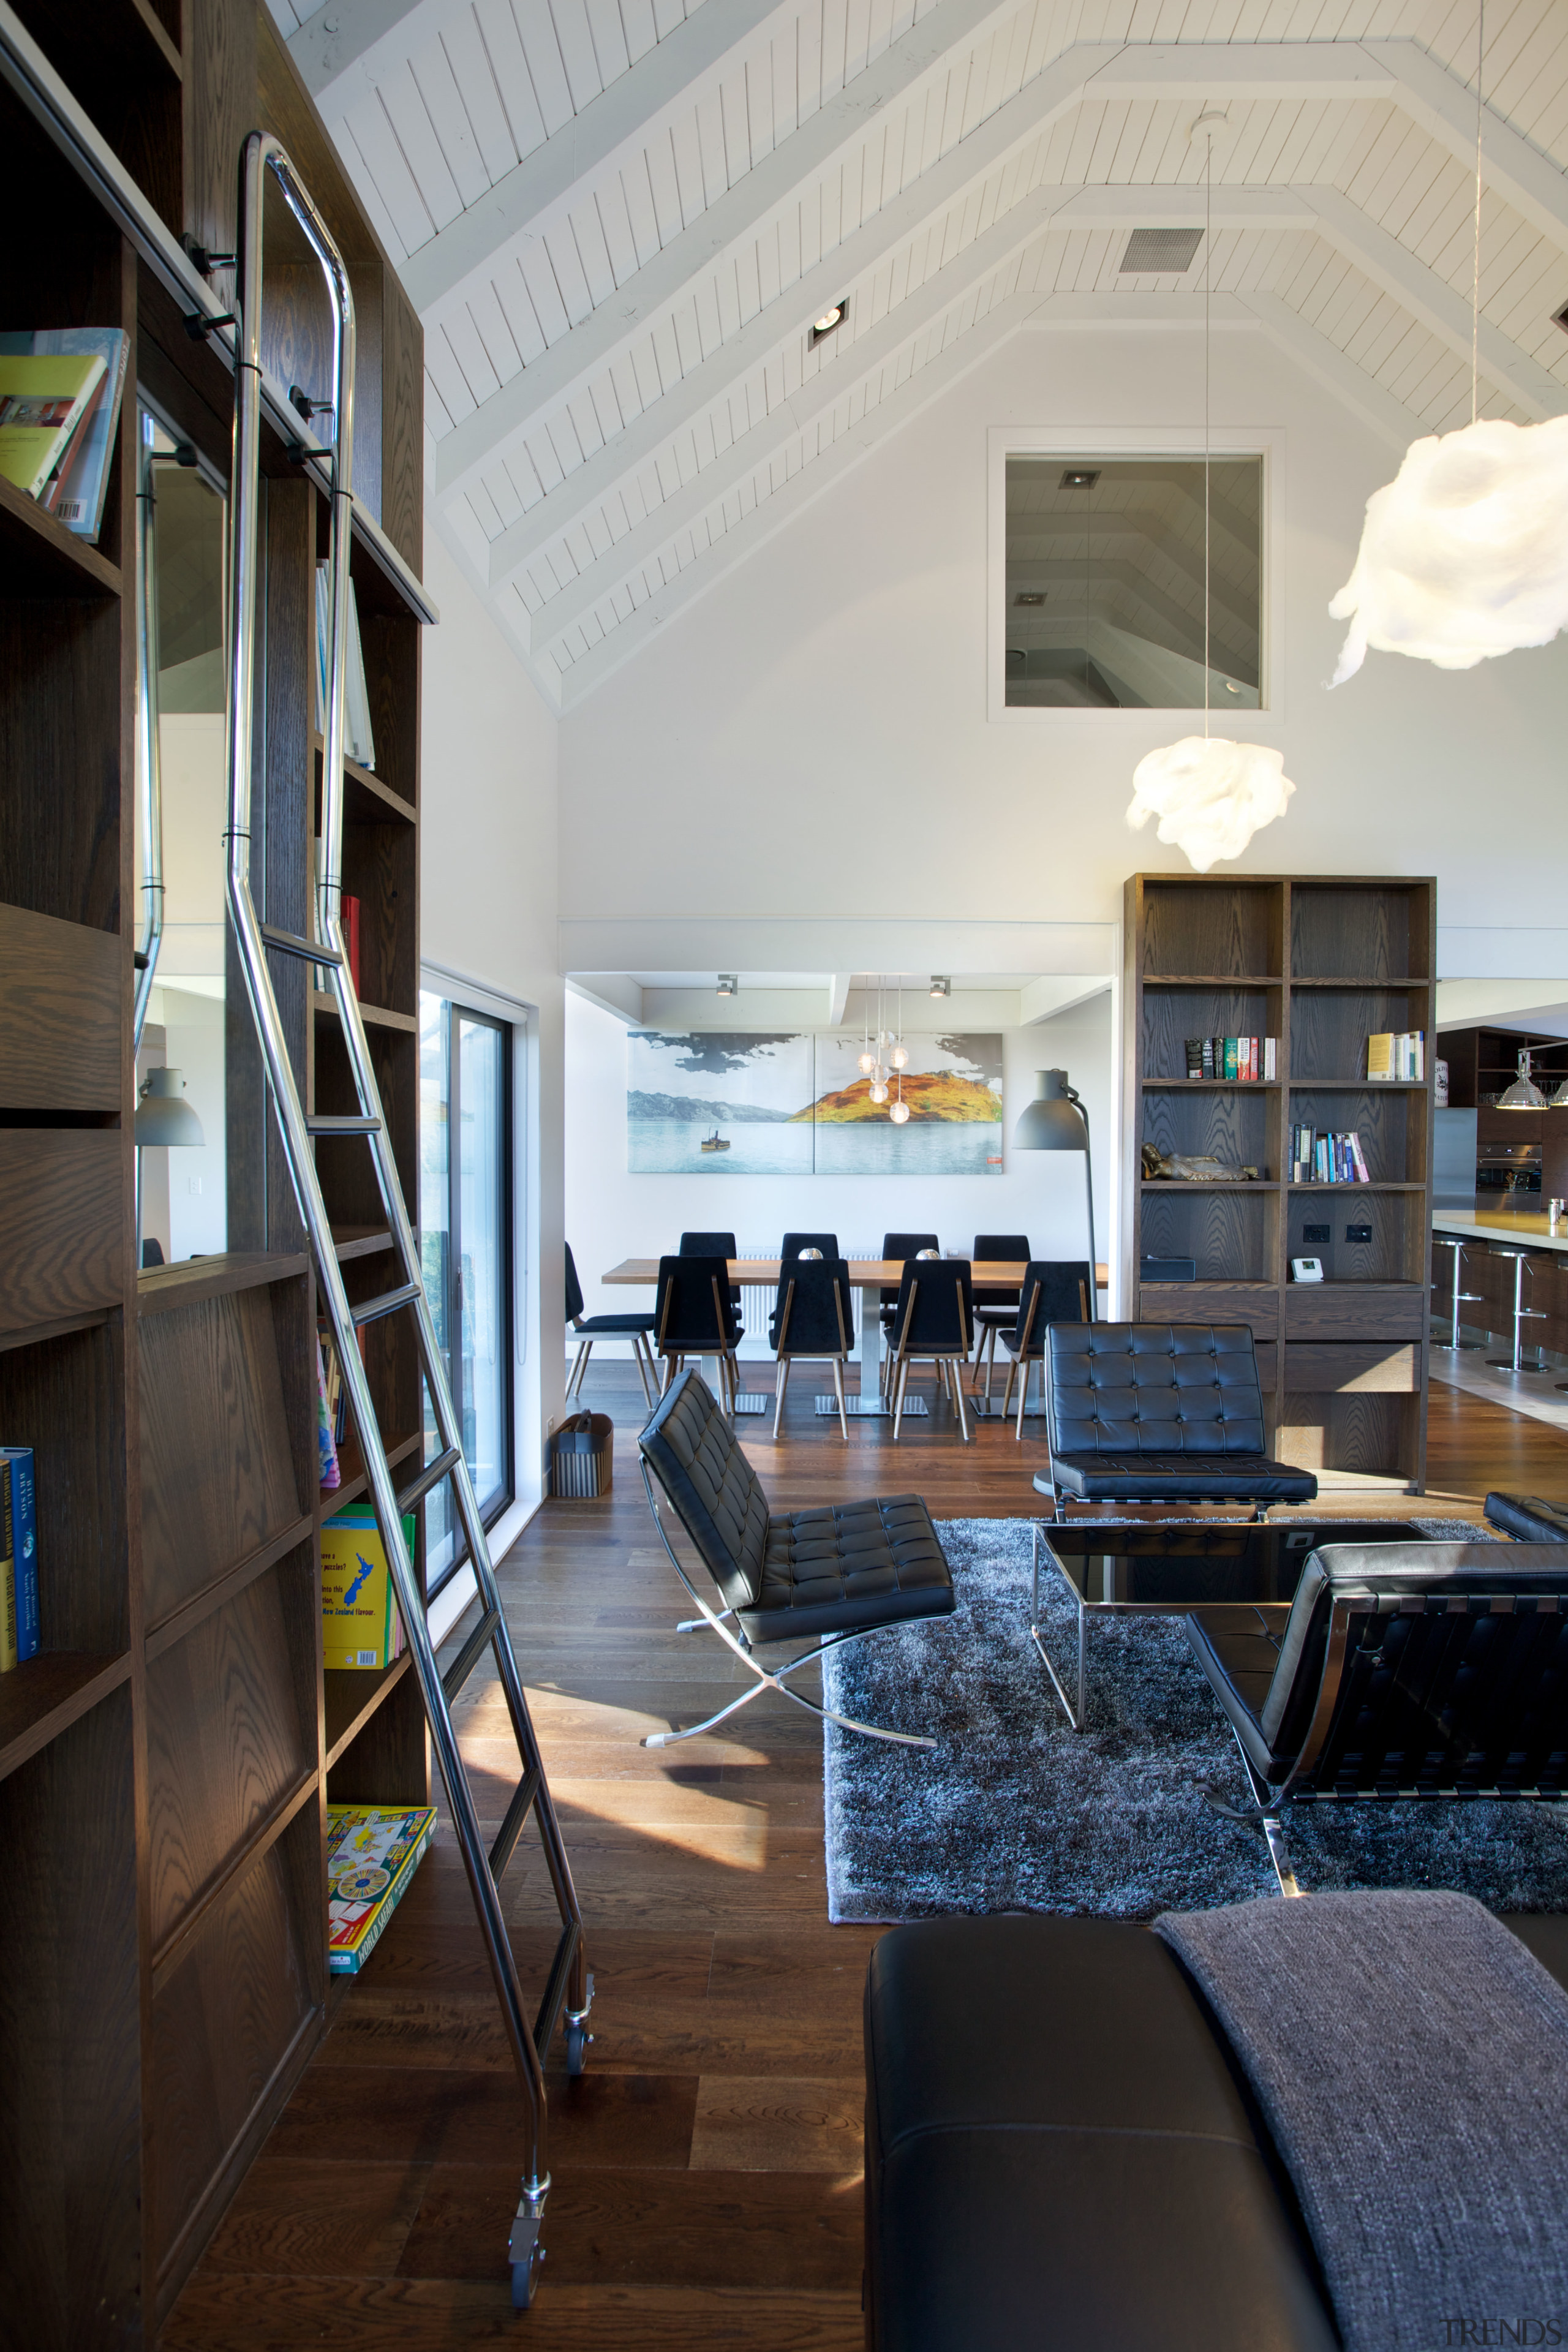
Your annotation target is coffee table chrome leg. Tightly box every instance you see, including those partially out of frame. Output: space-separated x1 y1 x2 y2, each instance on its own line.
1031 1622 1079 1730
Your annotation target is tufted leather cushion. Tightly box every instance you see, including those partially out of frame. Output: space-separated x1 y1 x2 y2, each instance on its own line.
1051 1455 1319 1503
638 1368 770 1611
750 1496 954 1642
1046 1322 1316 1504
639 1369 954 1643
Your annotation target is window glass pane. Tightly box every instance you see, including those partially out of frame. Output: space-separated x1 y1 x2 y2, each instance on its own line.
1004 456 1261 709
420 991 455 1581
459 1017 507 1518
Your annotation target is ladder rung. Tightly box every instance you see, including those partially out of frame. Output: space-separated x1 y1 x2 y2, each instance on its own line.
532 1917 582 2062
307 1114 381 1136
488 1763 541 1883
398 1445 461 1517
262 921 342 967
352 1282 420 1328
442 1606 500 1704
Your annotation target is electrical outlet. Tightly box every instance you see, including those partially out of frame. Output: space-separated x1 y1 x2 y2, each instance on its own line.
1346 1223 1373 1245
1303 1224 1330 1245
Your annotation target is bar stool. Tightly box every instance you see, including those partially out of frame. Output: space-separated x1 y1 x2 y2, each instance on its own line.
1430 1235 1482 1352
1485 1246 1551 1373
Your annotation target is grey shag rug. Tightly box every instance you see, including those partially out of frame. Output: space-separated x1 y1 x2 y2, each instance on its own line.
823 1518 1568 1923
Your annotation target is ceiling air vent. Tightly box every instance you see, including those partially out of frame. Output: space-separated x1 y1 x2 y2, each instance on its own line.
1120 228 1203 274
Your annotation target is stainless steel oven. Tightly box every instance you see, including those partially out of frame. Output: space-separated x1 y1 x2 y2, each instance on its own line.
1476 1140 1543 1197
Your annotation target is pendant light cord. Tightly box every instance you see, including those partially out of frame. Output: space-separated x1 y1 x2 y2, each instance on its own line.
1204 128 1212 741
1213 126 1222 743
1471 0 1484 425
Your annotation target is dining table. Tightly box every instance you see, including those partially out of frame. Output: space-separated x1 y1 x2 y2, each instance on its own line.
601 1257 1110 1416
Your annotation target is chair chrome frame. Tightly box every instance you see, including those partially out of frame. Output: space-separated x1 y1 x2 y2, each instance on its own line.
638 1461 937 1750
568 1324 657 1410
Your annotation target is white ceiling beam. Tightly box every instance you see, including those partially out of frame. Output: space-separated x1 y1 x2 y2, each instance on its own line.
564 973 644 1025
1237 292 1423 453
1302 184 1567 420
1362 39 1568 253
399 0 794 312
1020 977 1113 1024
288 0 452 96
827 975 852 1026
432 0 1091 504
554 288 1430 702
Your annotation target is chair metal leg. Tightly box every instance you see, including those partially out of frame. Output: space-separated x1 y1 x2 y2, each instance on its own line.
631 1336 656 1411
984 1323 999 1402
1016 1352 1031 1440
831 1354 848 1439
1001 1358 1016 1418
772 1355 790 1440
952 1355 970 1443
567 1338 590 1399
892 1359 908 1441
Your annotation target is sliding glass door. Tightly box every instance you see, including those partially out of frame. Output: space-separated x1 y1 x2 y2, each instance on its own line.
420 991 513 1591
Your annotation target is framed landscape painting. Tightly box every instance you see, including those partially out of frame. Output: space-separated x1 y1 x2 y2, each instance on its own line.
627 1031 1003 1174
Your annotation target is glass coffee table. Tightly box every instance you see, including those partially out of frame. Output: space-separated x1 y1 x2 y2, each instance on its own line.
1030 1518 1420 1730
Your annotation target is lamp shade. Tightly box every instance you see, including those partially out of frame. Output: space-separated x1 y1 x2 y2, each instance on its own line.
1013 1070 1088 1152
136 1066 205 1147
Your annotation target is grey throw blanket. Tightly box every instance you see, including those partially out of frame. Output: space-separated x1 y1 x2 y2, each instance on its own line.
1155 1891 1568 2352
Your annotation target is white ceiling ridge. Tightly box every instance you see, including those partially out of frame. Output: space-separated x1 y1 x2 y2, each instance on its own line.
288 0 459 98
1001 557 1243 669
516 161 1544 644
394 0 808 312
455 41 1562 571
551 288 1420 704
431 0 1070 505
428 34 1540 510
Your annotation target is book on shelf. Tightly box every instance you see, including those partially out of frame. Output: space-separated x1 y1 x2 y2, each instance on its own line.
1291 1126 1372 1183
0 1447 37 1673
1 330 129 540
326 1803 437 1973
1368 1031 1425 1082
0 348 106 503
317 1318 367 1455
1184 1036 1276 1081
314 560 377 769
321 1502 413 1669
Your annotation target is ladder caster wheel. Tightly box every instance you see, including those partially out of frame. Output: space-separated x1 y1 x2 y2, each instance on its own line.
511 2246 544 2310
565 2021 590 2077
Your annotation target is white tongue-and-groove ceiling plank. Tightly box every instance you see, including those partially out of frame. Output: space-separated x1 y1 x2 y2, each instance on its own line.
432 0 1081 506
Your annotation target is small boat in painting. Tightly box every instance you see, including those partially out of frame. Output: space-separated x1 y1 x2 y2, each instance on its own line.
699 1128 731 1153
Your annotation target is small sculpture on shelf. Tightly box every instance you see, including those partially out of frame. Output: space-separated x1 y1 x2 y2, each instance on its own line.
1142 1143 1260 1183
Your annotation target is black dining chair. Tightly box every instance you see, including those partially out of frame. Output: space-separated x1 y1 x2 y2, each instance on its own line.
886 1260 974 1441
768 1233 841 1343
995 1260 1093 1439
878 1232 940 1343
565 1242 658 1408
654 1254 744 1414
681 1228 743 1317
771 1257 855 1438
971 1233 1032 1396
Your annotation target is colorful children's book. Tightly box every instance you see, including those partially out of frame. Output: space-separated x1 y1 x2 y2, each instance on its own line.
1 1450 38 1664
326 1803 436 1973
320 1504 413 1668
0 330 130 539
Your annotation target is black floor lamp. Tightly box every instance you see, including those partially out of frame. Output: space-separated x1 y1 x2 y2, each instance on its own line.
1012 1069 1096 1320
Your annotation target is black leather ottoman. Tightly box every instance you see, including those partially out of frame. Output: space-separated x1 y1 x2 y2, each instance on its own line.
864 1912 1568 2350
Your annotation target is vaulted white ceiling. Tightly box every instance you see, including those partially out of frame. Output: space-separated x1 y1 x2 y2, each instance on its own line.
269 0 1568 709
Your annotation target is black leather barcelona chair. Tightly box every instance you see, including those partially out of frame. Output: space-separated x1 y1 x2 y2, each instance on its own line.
771 1256 854 1438
1186 1540 1568 1894
637 1368 955 1750
1485 1490 1568 1542
565 1242 657 1409
1035 1323 1317 1518
993 1260 1093 1436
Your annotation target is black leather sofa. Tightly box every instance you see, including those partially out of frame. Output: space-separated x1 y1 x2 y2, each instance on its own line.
864 1909 1568 2351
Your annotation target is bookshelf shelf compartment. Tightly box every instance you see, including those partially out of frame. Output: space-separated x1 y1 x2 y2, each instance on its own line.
311 988 418 1033
0 1651 132 1784
325 1650 415 1770
323 1430 421 1517
0 475 123 599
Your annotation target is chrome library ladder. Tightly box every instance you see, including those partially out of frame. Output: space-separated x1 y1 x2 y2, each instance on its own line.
222 131 588 2311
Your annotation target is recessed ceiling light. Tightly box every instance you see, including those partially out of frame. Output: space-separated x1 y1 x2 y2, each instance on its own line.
929 976 951 999
717 973 737 996
1014 590 1047 606
809 300 848 345
1224 679 1242 693
1060 468 1099 491
1119 227 1204 275
1554 301 1568 335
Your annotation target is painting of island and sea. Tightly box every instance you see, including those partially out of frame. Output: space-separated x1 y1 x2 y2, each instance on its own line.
627 1031 1004 1175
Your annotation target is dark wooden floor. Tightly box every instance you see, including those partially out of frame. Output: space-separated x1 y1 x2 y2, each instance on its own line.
165 1359 1568 2347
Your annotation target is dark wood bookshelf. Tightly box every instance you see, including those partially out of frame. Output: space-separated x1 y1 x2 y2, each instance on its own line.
0 4 431 2337
1123 874 1436 1489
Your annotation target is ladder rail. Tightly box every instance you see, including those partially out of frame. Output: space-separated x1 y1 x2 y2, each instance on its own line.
222 132 581 2286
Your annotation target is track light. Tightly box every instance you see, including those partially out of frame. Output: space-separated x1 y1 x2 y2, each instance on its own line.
929 976 950 998
717 974 737 997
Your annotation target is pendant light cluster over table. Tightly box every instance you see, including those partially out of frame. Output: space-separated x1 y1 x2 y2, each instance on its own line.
858 978 911 1121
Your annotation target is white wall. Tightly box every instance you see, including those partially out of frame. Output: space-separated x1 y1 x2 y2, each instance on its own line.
420 526 562 1512
557 323 1568 970
564 987 1112 1357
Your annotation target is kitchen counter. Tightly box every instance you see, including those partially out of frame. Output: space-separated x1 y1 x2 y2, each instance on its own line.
1432 1208 1568 1256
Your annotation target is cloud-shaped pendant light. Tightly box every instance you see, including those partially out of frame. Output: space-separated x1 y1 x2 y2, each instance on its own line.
1127 736 1296 872
1329 415 1568 684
